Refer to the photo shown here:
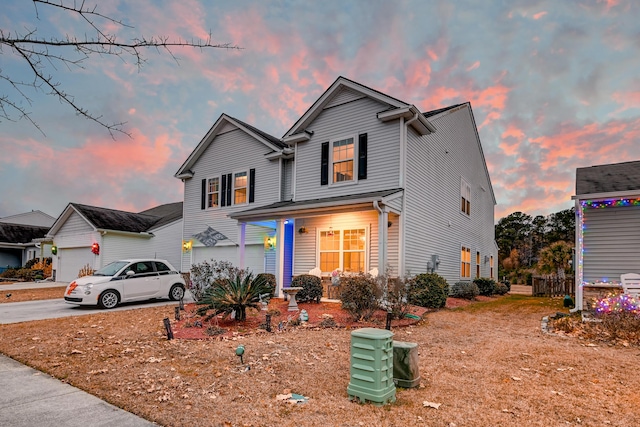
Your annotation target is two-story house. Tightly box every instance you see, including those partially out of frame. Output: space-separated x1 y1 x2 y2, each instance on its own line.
176 77 498 296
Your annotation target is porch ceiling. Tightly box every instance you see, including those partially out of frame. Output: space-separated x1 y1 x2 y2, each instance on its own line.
230 189 403 222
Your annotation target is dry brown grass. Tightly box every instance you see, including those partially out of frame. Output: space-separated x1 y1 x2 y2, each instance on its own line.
0 286 66 303
1 294 639 426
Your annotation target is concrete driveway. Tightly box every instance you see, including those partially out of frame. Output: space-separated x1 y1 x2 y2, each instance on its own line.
0 281 194 324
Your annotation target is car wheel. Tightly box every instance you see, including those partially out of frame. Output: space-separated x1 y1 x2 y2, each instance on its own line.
169 284 185 301
98 290 119 309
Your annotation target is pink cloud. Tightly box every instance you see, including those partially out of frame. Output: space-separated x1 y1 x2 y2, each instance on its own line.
533 11 548 19
612 91 640 114
466 61 480 71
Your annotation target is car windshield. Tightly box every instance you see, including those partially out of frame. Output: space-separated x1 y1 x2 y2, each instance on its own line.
93 261 129 276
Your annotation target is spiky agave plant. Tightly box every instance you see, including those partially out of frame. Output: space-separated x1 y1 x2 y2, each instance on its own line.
197 273 271 321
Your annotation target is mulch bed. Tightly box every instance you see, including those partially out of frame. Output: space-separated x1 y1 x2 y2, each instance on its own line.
173 298 430 340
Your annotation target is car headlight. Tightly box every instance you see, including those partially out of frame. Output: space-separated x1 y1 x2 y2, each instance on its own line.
81 284 93 295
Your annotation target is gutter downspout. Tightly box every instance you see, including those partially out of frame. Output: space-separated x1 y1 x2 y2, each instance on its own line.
373 200 387 275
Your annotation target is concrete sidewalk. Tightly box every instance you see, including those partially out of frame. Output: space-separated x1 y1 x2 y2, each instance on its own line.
0 354 156 426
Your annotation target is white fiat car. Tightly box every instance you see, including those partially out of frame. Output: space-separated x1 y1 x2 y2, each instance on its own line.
64 259 186 309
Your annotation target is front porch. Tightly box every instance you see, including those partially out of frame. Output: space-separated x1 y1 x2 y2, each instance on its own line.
230 189 404 297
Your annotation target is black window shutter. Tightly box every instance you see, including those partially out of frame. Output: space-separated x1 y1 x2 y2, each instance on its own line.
320 142 329 185
201 179 206 210
358 133 367 180
220 174 227 207
226 173 232 206
249 168 256 203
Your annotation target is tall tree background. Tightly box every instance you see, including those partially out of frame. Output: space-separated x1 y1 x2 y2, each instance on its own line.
495 207 576 283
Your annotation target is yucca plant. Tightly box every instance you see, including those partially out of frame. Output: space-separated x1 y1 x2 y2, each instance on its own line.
197 273 271 322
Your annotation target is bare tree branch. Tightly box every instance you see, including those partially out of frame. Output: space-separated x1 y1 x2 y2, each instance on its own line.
0 0 240 138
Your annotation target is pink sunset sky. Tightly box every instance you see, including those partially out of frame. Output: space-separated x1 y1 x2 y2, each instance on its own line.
1 0 639 222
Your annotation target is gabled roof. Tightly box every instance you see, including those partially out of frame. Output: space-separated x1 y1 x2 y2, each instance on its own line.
576 160 640 196
423 103 465 118
0 210 55 227
283 76 436 138
0 223 49 245
48 202 183 236
175 114 284 179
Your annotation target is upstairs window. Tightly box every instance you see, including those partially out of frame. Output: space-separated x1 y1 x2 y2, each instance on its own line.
461 178 471 216
332 137 354 183
476 251 481 278
207 177 219 208
461 246 471 278
234 171 248 204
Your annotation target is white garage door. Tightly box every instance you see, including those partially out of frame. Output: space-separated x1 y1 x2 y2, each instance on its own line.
57 247 94 282
192 244 266 275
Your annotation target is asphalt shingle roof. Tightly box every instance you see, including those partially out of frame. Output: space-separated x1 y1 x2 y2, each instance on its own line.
71 202 183 233
576 160 640 195
0 223 49 244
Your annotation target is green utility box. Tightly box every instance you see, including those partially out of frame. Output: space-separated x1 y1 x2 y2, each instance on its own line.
347 328 396 405
392 341 420 388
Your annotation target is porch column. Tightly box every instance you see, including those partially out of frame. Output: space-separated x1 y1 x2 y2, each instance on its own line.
275 219 285 298
572 199 583 312
237 222 246 270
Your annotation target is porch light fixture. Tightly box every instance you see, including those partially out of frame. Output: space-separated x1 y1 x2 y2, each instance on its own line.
298 226 308 234
91 242 100 255
51 245 57 255
264 236 276 249
182 240 193 252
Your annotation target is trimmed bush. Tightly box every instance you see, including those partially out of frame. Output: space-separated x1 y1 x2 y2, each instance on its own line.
339 273 380 321
494 282 509 295
450 281 479 300
474 277 497 296
291 274 323 303
408 273 448 309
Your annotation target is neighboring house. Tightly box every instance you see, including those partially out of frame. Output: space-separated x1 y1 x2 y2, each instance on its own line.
573 160 640 309
176 77 498 296
0 210 55 270
47 202 183 282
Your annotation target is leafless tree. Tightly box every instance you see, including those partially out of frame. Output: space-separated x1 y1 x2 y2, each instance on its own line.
0 0 239 138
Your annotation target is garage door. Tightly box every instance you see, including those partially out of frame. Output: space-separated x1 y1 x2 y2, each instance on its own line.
57 247 94 282
192 244 266 275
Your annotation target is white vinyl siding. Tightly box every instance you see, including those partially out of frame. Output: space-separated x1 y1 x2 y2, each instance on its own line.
181 127 281 272
294 96 400 201
403 105 496 284
582 204 640 283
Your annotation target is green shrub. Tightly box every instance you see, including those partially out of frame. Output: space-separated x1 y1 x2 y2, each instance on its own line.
449 281 479 300
197 273 271 322
339 273 380 321
474 277 497 296
291 274 323 303
494 282 509 295
255 273 276 298
408 273 448 309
